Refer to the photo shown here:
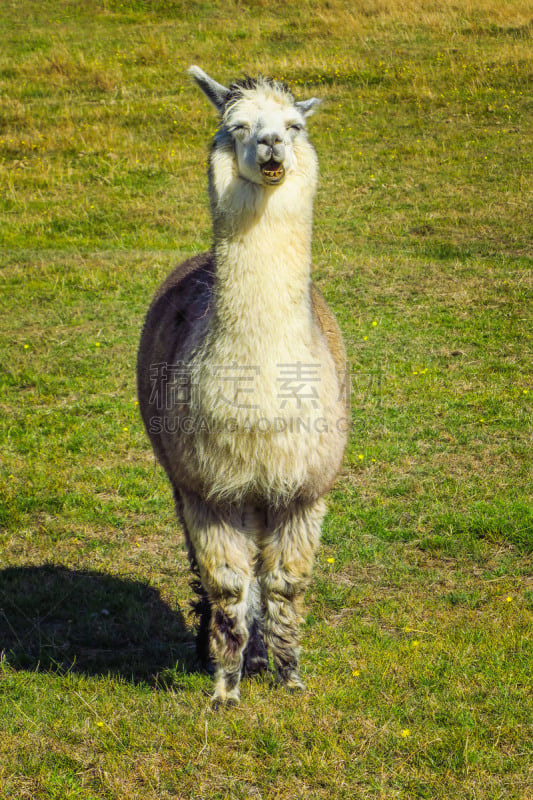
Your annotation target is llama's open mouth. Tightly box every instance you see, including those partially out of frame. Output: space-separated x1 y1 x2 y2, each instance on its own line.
260 159 285 184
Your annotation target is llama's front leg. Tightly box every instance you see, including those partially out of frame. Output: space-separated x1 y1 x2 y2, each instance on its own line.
259 500 325 689
180 492 254 706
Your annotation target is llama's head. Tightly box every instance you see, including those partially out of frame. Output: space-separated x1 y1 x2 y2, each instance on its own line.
189 66 321 189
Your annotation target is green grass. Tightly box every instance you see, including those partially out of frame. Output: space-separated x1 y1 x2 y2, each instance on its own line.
1 1 532 797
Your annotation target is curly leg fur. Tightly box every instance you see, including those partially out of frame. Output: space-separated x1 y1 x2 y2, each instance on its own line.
260 500 325 689
178 490 324 702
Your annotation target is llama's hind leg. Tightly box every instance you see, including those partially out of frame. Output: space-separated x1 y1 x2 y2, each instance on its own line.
259 500 325 689
180 491 254 706
243 578 269 675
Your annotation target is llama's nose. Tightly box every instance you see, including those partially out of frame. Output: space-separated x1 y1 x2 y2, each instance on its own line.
258 131 283 148
257 132 285 163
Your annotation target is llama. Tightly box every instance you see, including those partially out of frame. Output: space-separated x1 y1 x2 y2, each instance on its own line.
137 66 349 706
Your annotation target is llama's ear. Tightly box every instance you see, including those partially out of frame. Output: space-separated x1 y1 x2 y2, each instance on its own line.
188 66 230 114
295 97 323 118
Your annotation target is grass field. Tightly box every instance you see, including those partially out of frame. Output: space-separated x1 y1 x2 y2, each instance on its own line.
1 1 532 798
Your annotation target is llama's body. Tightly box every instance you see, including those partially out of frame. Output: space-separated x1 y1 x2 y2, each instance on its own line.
137 68 348 705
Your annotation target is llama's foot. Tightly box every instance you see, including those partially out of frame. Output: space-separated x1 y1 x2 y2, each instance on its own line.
277 664 305 691
211 690 240 710
211 669 241 709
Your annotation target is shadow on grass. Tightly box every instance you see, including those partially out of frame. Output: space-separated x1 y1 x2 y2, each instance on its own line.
0 564 199 686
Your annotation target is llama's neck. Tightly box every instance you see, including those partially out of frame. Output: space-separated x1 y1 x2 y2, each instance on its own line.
213 196 313 336
208 142 318 358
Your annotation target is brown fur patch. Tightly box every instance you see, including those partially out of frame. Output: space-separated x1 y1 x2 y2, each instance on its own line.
214 609 245 655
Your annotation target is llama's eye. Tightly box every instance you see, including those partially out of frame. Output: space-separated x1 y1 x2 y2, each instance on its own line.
288 123 303 133
230 124 249 136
